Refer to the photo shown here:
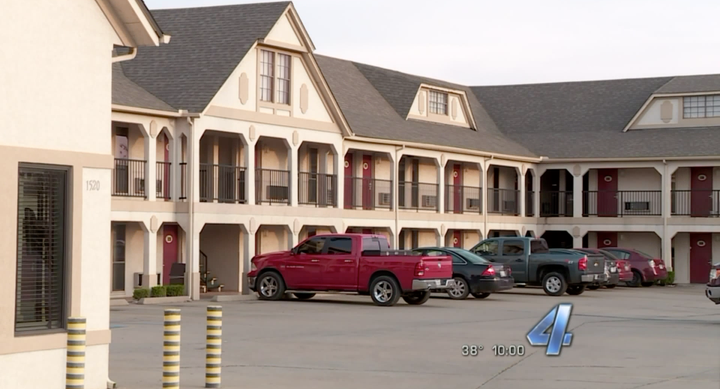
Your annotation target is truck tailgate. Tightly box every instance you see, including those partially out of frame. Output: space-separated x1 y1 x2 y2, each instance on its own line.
418 255 453 279
585 254 606 274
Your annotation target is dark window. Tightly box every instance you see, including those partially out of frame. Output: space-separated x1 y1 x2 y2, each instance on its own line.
605 249 629 260
326 237 353 255
411 230 419 249
474 241 499 256
112 223 126 291
277 53 291 105
451 254 466 265
16 165 68 333
530 239 549 253
260 50 274 102
429 90 448 115
502 240 525 255
296 237 325 254
362 237 389 252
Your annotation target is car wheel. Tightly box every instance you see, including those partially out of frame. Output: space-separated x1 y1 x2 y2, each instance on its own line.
626 271 642 287
641 281 654 287
257 272 286 301
471 292 491 299
402 291 431 305
587 285 600 290
542 272 568 296
605 284 617 289
293 293 316 300
370 275 402 306
566 285 586 295
447 277 470 300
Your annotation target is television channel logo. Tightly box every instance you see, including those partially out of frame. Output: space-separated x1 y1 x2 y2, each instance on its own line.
526 303 573 356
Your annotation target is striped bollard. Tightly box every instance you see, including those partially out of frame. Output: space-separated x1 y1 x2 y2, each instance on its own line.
66 317 86 389
163 309 181 389
206 306 222 388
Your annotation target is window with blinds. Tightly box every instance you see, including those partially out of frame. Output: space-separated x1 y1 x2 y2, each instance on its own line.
15 165 68 333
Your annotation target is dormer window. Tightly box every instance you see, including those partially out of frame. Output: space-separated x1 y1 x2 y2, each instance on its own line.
683 95 720 118
260 49 292 105
429 90 448 115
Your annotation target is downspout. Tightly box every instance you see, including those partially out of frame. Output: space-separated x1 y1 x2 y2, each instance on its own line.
663 159 669 269
394 145 405 249
483 156 494 238
111 47 137 63
185 114 196 299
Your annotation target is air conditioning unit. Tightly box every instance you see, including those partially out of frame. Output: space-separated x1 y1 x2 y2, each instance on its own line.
378 193 391 206
266 185 289 200
467 198 481 210
624 201 649 212
422 195 437 208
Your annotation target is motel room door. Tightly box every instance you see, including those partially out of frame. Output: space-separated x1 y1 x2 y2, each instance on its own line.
597 169 618 217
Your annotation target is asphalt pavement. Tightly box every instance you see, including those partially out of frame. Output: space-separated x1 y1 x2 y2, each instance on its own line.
109 284 720 389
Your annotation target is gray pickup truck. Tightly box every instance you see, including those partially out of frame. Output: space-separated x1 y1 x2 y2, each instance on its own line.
470 237 606 296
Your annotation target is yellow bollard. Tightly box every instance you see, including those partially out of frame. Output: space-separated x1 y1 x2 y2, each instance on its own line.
205 306 222 388
66 317 86 389
163 309 181 389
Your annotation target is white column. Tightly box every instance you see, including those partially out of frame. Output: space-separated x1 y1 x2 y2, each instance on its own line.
290 146 299 207
187 221 201 300
334 146 343 209
438 232 445 247
573 235 583 248
142 226 158 288
211 135 219 202
662 230 673 270
437 162 445 214
533 171 541 217
291 231 299 248
246 141 256 205
191 128 201 203
482 166 489 216
573 174 583 218
519 170 526 217
146 134 157 201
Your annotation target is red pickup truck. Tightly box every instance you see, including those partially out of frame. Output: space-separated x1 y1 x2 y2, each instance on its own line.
247 234 454 306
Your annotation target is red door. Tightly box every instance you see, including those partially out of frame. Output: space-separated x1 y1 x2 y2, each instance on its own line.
163 134 170 200
596 232 618 248
453 164 462 214
344 154 353 209
452 230 462 248
162 225 178 285
691 167 713 217
597 169 618 217
690 233 712 283
362 155 373 210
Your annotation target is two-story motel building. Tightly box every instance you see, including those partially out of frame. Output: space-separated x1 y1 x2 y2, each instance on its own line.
108 2 720 303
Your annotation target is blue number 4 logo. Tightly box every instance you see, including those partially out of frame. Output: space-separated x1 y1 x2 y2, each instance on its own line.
526 303 573 356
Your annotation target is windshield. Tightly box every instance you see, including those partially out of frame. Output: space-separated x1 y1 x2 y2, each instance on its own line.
449 248 490 264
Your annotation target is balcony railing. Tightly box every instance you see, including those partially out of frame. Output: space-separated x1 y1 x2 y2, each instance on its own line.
199 163 246 203
398 181 439 212
156 161 171 200
179 162 187 200
256 168 290 205
344 177 393 210
488 188 520 215
113 158 146 198
671 190 720 217
298 172 337 207
445 185 482 214
583 190 661 216
526 190 535 217
540 191 573 217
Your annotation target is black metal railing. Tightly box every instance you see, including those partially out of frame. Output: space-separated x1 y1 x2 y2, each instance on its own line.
113 158 147 197
583 190 662 216
298 172 336 207
398 181 439 212
179 162 187 200
671 190 720 217
540 191 573 217
256 168 290 204
487 188 520 215
445 185 482 214
526 190 535 217
156 161 171 200
344 177 393 210
199 163 246 203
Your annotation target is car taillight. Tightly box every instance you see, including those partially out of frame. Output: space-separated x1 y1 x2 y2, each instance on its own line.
578 256 588 271
649 259 657 274
481 266 496 276
625 264 631 272
415 260 425 276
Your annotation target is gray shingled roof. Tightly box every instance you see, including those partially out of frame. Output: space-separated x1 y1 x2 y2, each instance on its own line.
472 77 720 159
112 63 176 112
316 55 538 158
120 2 290 113
655 74 720 94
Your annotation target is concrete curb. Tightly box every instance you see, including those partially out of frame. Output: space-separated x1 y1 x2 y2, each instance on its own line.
110 299 129 306
137 296 192 305
211 294 257 302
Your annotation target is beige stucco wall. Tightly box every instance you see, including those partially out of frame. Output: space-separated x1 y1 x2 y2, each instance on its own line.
633 95 720 129
200 224 242 291
258 225 290 254
408 88 471 128
265 13 302 46
672 233 720 284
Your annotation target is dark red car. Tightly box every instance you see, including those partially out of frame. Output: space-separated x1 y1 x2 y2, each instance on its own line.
602 248 668 287
573 248 628 288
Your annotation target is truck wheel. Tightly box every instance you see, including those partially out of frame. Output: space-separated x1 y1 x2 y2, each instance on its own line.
471 292 491 299
542 272 568 296
402 291 431 305
370 276 402 306
587 285 600 290
626 271 642 287
447 277 470 300
566 285 586 295
257 272 286 301
294 293 316 300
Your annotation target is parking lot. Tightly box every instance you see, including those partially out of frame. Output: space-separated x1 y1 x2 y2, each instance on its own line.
110 285 719 389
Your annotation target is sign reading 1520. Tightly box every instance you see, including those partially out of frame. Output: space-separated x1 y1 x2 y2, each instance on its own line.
86 180 101 191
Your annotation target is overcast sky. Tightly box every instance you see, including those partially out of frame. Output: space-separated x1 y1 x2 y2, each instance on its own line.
144 0 720 86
